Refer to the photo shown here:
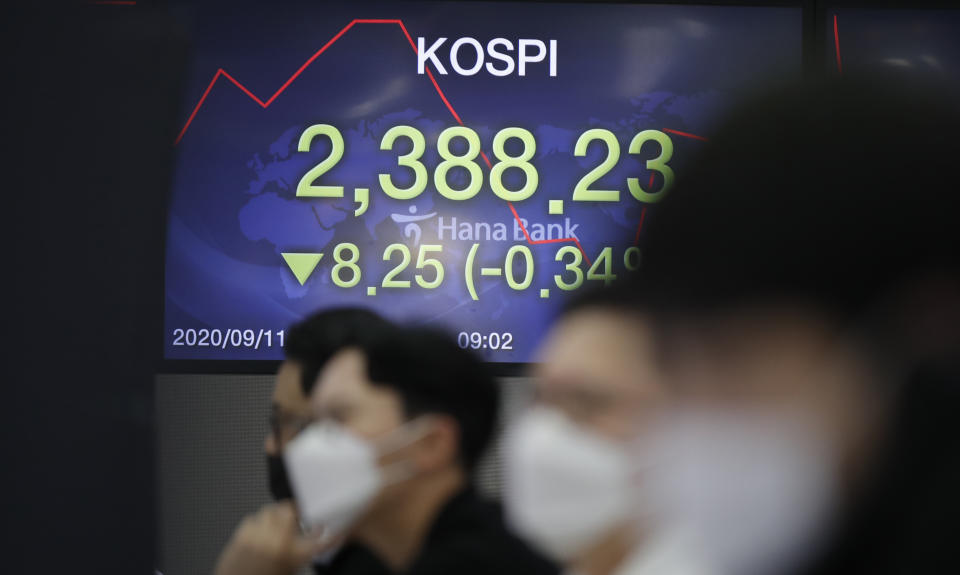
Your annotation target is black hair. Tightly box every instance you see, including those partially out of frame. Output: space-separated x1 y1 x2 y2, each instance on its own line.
356 325 498 473
635 76 960 324
284 308 392 396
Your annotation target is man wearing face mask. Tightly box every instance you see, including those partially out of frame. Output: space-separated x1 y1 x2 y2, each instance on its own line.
503 287 711 575
284 325 558 575
215 308 392 575
632 78 960 575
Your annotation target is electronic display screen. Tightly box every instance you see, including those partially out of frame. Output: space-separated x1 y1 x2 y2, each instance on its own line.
829 8 960 77
164 1 801 362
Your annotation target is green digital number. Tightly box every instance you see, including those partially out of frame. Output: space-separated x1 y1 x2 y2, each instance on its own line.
624 247 641 271
415 245 444 289
554 245 584 291
381 244 445 289
628 130 675 203
572 129 621 202
331 243 361 288
382 244 412 288
379 125 428 200
296 124 345 198
505 245 534 290
586 247 617 286
435 126 483 200
490 127 538 202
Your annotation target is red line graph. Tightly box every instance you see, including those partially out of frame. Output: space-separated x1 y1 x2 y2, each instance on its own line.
663 128 709 142
833 14 843 75
174 20 418 144
174 18 706 265
632 175 655 246
633 207 647 246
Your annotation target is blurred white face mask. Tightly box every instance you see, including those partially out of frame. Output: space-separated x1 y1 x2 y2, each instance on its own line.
638 408 838 575
283 418 427 538
504 406 637 561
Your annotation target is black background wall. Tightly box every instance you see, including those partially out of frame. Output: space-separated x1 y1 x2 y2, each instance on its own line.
6 3 188 573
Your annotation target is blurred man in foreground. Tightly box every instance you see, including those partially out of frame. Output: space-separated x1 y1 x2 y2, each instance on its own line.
284 325 557 575
215 308 391 575
504 288 710 575
633 78 960 575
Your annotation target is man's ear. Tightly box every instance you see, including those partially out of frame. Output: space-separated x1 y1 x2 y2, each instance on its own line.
264 432 278 456
412 415 461 472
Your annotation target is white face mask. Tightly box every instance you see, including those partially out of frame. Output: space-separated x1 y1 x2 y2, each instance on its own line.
637 408 838 575
284 419 427 538
504 406 637 561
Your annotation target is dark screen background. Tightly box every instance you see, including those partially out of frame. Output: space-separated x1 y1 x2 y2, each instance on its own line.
828 8 960 77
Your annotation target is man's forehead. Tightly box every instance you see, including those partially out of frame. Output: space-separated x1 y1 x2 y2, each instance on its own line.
310 348 407 425
665 308 839 366
534 310 656 393
312 348 371 402
538 311 652 366
660 310 871 403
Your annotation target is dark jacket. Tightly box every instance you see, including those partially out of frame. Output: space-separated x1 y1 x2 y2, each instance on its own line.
404 487 559 575
315 487 557 575
801 368 960 575
315 543 390 575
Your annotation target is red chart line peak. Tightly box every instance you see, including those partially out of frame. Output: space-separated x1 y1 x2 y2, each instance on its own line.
174 19 414 145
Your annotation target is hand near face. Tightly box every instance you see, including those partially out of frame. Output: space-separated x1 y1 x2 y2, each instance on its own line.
214 501 334 575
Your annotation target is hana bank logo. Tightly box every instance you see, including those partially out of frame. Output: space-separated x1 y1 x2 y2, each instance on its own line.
390 206 437 245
